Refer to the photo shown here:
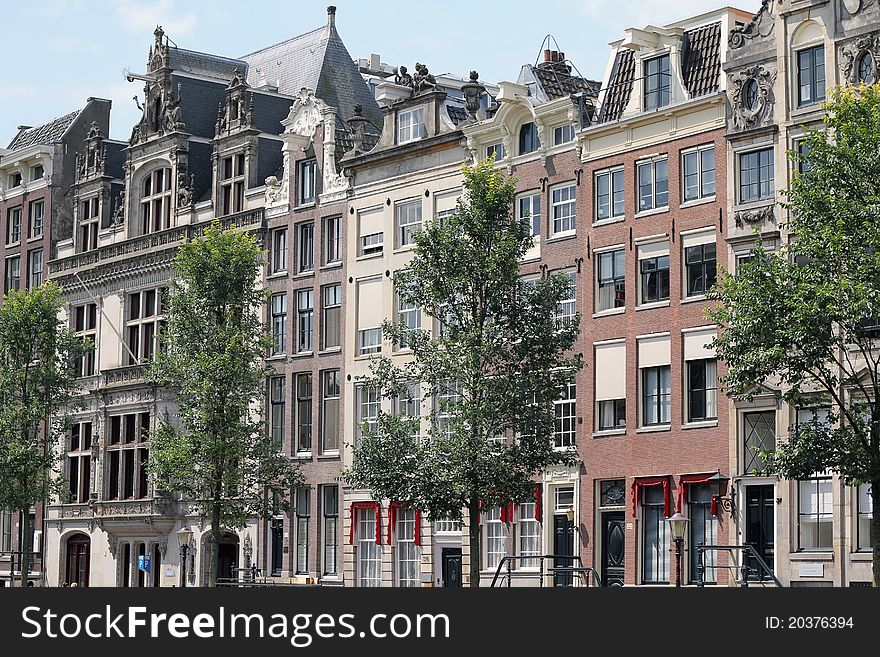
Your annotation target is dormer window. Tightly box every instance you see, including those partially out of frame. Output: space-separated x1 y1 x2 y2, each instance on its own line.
644 55 670 110
79 197 100 253
31 164 44 182
8 172 22 188
220 154 245 215
553 124 575 146
141 167 172 235
298 159 316 205
398 107 426 144
519 122 539 155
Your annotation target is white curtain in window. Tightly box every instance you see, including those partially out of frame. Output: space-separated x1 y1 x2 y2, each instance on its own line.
357 509 381 586
396 509 420 587
518 503 541 568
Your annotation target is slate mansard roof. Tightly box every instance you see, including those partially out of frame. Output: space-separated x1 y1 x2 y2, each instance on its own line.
7 109 81 151
168 48 248 82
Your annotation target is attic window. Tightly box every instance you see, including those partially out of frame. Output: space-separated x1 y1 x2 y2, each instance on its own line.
519 122 539 155
644 55 670 110
31 164 44 182
398 107 426 144
8 172 22 188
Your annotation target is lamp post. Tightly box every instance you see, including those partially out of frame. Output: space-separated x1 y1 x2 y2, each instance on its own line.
667 512 689 588
177 526 192 588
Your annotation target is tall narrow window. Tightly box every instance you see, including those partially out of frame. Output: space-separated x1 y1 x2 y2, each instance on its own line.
517 192 541 238
140 168 172 235
295 487 311 573
642 486 669 583
595 340 626 431
398 107 426 144
637 157 669 212
356 386 380 441
28 249 43 288
296 289 314 353
395 291 421 349
322 284 341 350
296 373 312 453
126 289 164 364
641 366 671 426
270 227 288 274
324 216 341 264
67 422 92 503
518 122 539 154
858 484 873 551
518 502 540 568
435 379 461 440
596 249 625 311
595 167 625 221
644 54 671 110
688 483 717 583
79 197 100 252
639 253 669 304
485 507 506 569
322 485 339 575
297 222 315 273
268 376 285 451
220 153 246 215
798 475 832 551
270 293 287 355
396 200 422 248
687 359 717 422
685 242 717 297
106 412 150 500
396 508 420 587
555 271 576 327
6 207 22 245
72 303 97 377
298 159 317 205
357 507 381 586
321 370 340 453
739 148 774 203
550 183 576 235
4 256 21 294
682 145 715 202
742 411 776 474
29 200 44 238
554 380 576 448
797 45 825 107
396 380 422 440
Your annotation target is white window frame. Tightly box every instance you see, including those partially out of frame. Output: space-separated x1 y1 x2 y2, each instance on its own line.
681 144 716 203
356 386 380 441
356 507 381 586
395 199 422 248
398 107 426 144
797 474 833 552
517 502 541 569
517 192 541 238
555 270 576 327
594 166 625 222
636 156 669 213
550 183 576 236
554 379 576 449
484 507 506 570
553 123 575 146
395 508 420 587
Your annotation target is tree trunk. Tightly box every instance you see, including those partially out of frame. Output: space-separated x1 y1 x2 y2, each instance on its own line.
873 479 880 588
468 499 481 588
18 508 30 588
207 498 221 588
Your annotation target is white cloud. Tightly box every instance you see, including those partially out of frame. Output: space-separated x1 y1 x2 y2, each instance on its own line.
116 0 197 38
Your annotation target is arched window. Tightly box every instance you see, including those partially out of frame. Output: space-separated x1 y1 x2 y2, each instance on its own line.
140 167 172 235
859 52 876 84
519 122 539 155
65 533 90 587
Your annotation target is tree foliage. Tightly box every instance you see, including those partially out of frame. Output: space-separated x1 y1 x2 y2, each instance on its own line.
0 282 84 586
148 222 301 586
708 85 880 585
345 159 583 586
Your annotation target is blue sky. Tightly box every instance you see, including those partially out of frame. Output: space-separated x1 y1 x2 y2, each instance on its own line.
1 0 754 144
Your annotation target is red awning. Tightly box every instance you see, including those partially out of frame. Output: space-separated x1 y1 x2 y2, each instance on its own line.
677 473 720 516
631 476 671 518
388 502 422 546
349 501 382 545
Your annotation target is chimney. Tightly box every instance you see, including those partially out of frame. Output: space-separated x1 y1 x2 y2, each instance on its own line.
543 49 552 63
369 53 381 71
327 6 336 29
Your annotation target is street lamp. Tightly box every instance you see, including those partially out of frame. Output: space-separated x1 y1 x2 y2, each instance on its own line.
667 512 689 588
177 526 192 588
707 470 735 519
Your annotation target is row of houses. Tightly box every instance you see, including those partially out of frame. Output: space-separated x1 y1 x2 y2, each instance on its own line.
0 1 876 587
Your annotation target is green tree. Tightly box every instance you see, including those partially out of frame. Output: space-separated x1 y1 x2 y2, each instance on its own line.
345 159 583 587
148 222 301 587
709 85 880 586
0 282 84 586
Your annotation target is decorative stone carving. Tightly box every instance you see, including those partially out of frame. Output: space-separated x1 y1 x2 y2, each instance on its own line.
729 0 774 49
284 88 324 145
842 0 875 15
158 538 168 558
839 35 880 84
176 171 194 208
728 65 777 131
394 65 413 87
734 205 775 228
243 533 253 569
112 190 125 226
264 175 283 204
108 536 119 558
412 63 437 94
460 71 485 118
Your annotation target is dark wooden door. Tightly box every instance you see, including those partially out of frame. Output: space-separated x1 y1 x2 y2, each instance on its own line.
553 515 575 587
441 548 462 587
745 485 775 580
65 536 90 587
601 511 625 587
217 542 238 581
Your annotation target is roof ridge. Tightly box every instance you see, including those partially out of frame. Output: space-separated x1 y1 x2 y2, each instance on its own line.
170 45 246 65
238 24 326 59
7 107 83 149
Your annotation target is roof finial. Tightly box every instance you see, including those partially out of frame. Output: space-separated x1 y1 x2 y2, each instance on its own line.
327 6 336 30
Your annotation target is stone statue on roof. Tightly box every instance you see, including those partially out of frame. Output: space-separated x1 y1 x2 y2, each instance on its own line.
413 63 437 94
394 65 413 88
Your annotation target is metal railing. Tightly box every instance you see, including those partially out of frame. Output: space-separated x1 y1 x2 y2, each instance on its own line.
490 554 602 588
216 566 320 587
694 544 783 587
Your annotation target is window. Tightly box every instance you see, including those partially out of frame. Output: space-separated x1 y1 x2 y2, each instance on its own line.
644 54 671 110
797 45 825 106
682 145 715 202
296 289 314 353
360 232 383 256
298 159 316 205
78 197 100 252
321 370 340 453
596 249 625 311
72 303 97 377
140 168 172 234
687 359 717 422
435 379 461 440
396 508 420 587
356 386 380 440
106 412 150 500
357 277 382 354
639 253 669 304
396 291 421 349
324 216 341 264
858 52 876 84
794 139 811 175
517 192 541 238
798 475 832 550
485 507 506 569
357 506 381 586
742 411 775 474
433 518 461 533
857 484 873 551
269 508 283 577
642 485 670 583
486 143 505 160
398 107 427 144
270 228 287 274
550 183 576 235
685 242 717 297
554 380 576 448
4 256 21 294
270 293 287 355
0 508 12 552
358 328 382 355
739 148 774 203
66 422 92 503
592 342 625 431
518 502 541 568
295 487 311 573
641 366 671 426
295 373 312 453
598 399 626 430
595 167 625 221
268 376 285 451
637 157 668 212
220 153 245 215
556 270 576 327
322 485 339 575
8 172 22 188
553 124 575 145
322 284 341 350
126 289 163 364
297 222 314 273
31 164 44 181
29 200 44 238
395 380 422 440
519 122 539 154
28 249 43 288
688 483 717 583
7 207 22 245
396 200 422 248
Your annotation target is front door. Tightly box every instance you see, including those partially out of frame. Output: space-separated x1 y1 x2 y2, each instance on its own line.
65 535 90 587
601 511 625 587
441 548 462 588
745 485 775 580
553 515 575 587
217 542 238 581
